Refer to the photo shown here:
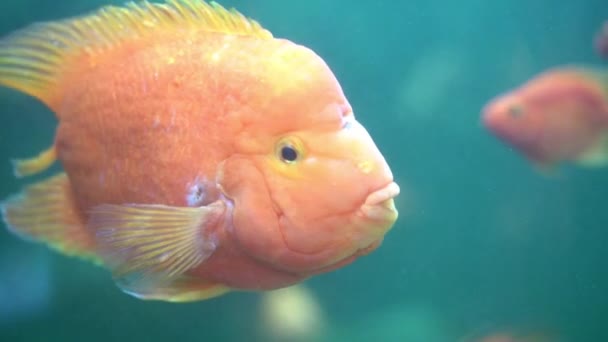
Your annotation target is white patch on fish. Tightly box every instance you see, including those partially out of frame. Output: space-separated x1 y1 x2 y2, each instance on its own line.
186 177 207 207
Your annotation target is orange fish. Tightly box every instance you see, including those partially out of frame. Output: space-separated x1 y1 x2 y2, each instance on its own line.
0 0 399 302
482 66 608 170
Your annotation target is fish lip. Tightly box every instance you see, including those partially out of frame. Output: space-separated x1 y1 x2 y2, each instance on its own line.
341 181 399 262
359 181 400 224
364 181 400 206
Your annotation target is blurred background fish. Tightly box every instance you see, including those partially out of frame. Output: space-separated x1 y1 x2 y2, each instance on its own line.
482 66 608 171
594 21 608 59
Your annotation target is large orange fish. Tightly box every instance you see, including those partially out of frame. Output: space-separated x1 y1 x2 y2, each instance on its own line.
0 0 399 302
482 66 608 170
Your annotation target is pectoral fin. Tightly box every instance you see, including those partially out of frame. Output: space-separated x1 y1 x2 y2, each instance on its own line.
576 133 608 167
90 201 226 301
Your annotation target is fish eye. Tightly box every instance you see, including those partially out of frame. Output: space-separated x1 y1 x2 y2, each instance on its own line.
280 145 298 163
508 104 523 118
276 137 303 164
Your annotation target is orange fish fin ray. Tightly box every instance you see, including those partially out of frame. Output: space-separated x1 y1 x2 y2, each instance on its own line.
1 173 101 264
576 133 608 167
90 201 224 295
11 144 57 178
118 275 230 302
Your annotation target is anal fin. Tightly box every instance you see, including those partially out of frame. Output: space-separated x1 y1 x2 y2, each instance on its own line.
1 173 101 264
11 144 57 178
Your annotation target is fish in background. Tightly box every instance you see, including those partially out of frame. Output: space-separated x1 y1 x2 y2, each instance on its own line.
257 284 325 342
0 0 399 302
594 21 608 60
482 66 608 171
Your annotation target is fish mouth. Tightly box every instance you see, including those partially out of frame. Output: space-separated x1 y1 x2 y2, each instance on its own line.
267 180 401 276
359 181 400 222
299 182 400 276
351 181 399 256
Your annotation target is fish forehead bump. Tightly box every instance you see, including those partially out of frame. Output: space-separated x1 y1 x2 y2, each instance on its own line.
262 40 342 97
232 39 347 134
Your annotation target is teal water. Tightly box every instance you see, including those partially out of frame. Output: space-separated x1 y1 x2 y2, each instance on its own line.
0 1 607 341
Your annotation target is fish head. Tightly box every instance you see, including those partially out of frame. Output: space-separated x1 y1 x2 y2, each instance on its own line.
483 90 542 155
217 42 399 275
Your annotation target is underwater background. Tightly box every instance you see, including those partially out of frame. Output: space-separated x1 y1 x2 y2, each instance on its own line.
0 0 607 341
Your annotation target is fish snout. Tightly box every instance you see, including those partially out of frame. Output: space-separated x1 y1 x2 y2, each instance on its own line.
481 104 499 131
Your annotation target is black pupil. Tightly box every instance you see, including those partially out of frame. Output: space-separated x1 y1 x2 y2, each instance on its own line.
281 145 298 162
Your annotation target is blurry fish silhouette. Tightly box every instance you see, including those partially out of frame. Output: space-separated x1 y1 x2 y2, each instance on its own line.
482 66 608 172
594 21 608 60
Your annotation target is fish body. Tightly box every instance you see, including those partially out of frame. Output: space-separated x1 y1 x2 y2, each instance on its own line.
0 0 399 302
482 66 608 169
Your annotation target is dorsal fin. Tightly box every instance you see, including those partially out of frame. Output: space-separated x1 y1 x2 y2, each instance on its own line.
0 0 273 105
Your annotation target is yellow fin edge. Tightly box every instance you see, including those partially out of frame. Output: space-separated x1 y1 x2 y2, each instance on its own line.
1 173 102 265
11 144 57 178
120 277 230 302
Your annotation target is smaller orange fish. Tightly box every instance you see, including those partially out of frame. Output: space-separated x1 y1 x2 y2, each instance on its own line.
482 66 608 170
